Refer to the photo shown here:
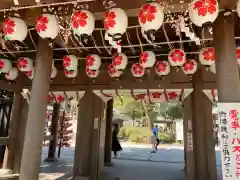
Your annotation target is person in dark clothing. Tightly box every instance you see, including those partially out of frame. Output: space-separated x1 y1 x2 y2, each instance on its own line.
112 124 122 158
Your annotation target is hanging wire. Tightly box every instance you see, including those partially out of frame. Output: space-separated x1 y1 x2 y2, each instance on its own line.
28 30 37 49
91 36 102 54
100 30 111 55
125 32 135 54
136 28 144 53
162 23 174 50
69 34 83 53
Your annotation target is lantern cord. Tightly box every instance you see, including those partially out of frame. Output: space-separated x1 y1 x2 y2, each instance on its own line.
74 34 90 52
179 32 183 50
69 34 83 53
91 36 102 54
125 32 135 54
59 34 69 54
1 41 16 58
201 27 206 48
162 23 174 50
28 30 37 50
136 28 144 53
100 30 111 55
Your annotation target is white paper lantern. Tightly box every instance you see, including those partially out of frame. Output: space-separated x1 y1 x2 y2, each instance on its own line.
149 90 166 103
35 14 59 39
2 17 28 41
189 0 219 27
71 10 95 36
17 57 33 72
5 67 18 80
182 59 198 75
165 90 182 102
168 49 186 67
86 67 99 78
131 63 145 78
63 55 78 71
138 2 164 32
210 63 216 74
51 66 57 79
104 8 128 40
0 59 12 73
86 54 101 70
112 53 128 70
199 47 215 66
108 64 121 78
64 69 78 78
139 51 156 68
155 61 170 76
25 68 35 80
237 46 240 66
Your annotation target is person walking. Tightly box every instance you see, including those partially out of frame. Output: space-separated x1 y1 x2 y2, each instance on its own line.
112 124 122 158
152 125 160 150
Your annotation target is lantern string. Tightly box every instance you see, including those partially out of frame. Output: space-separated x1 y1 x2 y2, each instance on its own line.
136 28 144 53
73 34 90 52
69 34 83 53
28 30 37 50
91 36 102 54
125 32 135 54
100 30 111 55
59 34 69 54
201 27 206 48
162 23 174 50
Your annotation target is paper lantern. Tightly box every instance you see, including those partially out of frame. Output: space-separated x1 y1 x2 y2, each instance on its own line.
2 17 28 41
86 68 99 78
35 14 59 39
64 69 78 78
199 47 215 66
182 59 198 75
108 64 121 78
5 67 18 80
155 61 170 76
51 66 57 79
25 68 35 80
54 94 65 104
63 55 78 71
139 51 156 68
131 63 145 78
0 59 12 73
168 49 186 67
86 54 101 70
209 63 216 74
71 10 95 37
104 8 128 40
138 3 164 35
165 90 182 102
189 0 219 27
237 46 240 66
149 90 166 103
17 57 33 72
112 53 128 70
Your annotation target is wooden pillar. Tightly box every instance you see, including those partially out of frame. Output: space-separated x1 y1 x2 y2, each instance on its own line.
73 89 94 179
183 94 195 180
3 91 23 170
191 70 217 180
45 103 60 162
19 38 53 180
104 99 113 165
213 12 240 101
12 99 29 173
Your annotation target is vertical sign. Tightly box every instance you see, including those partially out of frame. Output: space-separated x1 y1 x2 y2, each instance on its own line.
218 103 240 179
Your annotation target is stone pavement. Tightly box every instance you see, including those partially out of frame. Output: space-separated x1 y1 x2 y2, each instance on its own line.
38 143 223 180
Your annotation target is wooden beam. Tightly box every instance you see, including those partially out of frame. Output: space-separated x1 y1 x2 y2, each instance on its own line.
0 81 19 92
0 137 10 145
43 135 54 141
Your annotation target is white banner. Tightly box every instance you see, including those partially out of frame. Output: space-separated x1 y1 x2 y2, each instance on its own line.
218 103 240 180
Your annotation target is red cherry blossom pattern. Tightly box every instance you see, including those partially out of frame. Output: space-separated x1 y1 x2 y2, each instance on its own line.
183 60 195 71
0 60 4 69
156 62 167 72
113 55 123 66
152 92 161 98
104 11 116 30
63 56 71 68
135 94 146 100
64 70 74 76
3 18 15 35
169 49 185 62
35 15 48 33
25 70 32 77
108 64 118 75
138 4 157 24
133 64 144 75
193 0 217 16
168 92 178 100
237 49 240 59
57 95 64 103
86 56 95 67
203 48 215 62
86 68 97 76
17 58 28 69
72 11 88 28
140 52 149 64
